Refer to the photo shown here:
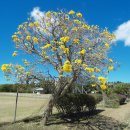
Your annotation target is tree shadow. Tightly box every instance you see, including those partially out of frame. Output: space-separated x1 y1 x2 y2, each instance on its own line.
47 109 128 130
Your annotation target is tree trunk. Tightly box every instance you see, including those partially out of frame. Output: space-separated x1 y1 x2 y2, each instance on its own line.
42 94 55 125
42 77 76 125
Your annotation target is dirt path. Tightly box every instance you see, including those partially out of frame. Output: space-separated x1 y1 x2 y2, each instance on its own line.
98 102 130 128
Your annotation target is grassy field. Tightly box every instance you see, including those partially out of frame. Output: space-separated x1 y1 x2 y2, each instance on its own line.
0 94 49 123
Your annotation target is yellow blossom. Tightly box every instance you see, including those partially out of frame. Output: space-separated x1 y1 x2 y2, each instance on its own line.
98 76 107 84
75 59 82 64
68 10 75 15
12 51 17 57
18 24 23 29
26 36 31 41
23 60 29 66
46 11 52 18
74 20 81 24
42 44 51 49
91 75 96 79
32 37 38 43
60 36 70 43
79 49 86 55
45 56 49 59
1 64 11 72
12 35 19 42
33 21 39 26
26 71 31 75
76 12 82 17
109 59 113 63
94 67 101 72
108 65 114 71
82 24 90 30
73 38 80 44
63 48 69 54
88 48 92 51
52 47 57 52
42 51 46 55
91 84 96 87
85 67 94 73
100 84 107 90
29 23 34 28
71 27 78 31
105 43 109 48
63 60 72 72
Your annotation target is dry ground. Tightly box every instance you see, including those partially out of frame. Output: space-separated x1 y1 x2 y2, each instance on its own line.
0 93 49 123
0 93 130 130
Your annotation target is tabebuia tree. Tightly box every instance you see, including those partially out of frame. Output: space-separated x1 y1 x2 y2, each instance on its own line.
2 10 115 124
1 62 37 122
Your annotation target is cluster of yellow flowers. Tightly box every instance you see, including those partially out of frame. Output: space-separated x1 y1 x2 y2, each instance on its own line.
15 65 25 71
81 24 91 30
12 35 19 42
79 49 86 55
26 71 31 75
108 65 114 71
63 60 72 72
85 67 94 73
25 36 39 43
98 76 107 90
68 10 82 18
41 44 51 49
23 59 29 66
105 43 110 49
91 84 96 87
109 59 113 63
60 36 70 43
102 30 115 40
76 13 82 17
12 51 17 57
91 75 96 79
73 38 80 44
46 11 52 18
26 36 31 41
74 20 81 24
1 64 11 72
75 59 82 64
63 48 69 54
32 37 38 43
29 22 39 28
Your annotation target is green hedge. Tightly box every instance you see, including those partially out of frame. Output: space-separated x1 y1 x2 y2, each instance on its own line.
55 93 102 114
0 84 32 93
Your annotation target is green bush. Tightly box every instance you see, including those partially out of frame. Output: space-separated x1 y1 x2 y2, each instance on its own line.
0 84 32 93
105 93 120 108
55 93 102 114
107 83 130 96
117 94 127 105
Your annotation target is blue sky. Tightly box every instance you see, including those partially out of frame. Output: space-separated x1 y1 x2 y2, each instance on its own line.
0 0 130 83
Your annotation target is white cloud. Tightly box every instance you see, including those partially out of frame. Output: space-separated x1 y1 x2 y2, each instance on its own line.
114 20 130 46
30 7 45 21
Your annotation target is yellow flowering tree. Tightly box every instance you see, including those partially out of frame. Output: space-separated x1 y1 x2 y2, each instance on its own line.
10 10 115 124
1 62 34 122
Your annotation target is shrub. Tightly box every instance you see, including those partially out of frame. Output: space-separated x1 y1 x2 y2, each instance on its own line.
107 83 130 96
55 93 102 114
0 84 32 93
105 93 120 108
117 94 127 105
